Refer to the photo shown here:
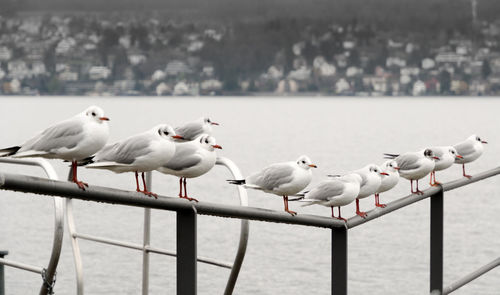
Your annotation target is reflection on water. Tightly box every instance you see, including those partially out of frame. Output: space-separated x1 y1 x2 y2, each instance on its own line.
0 96 499 294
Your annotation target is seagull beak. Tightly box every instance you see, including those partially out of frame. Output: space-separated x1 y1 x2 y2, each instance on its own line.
172 135 184 139
380 172 389 176
394 166 400 170
212 144 222 149
482 140 488 144
99 117 110 121
433 156 440 160
309 164 317 168
211 122 219 125
456 154 463 159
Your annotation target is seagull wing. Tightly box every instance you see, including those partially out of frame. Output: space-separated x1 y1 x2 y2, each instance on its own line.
175 121 203 140
162 144 202 171
247 163 295 191
17 118 85 155
94 133 153 164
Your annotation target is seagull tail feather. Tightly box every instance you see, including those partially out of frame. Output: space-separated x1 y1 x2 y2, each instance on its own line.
383 153 399 159
227 179 246 185
0 146 21 157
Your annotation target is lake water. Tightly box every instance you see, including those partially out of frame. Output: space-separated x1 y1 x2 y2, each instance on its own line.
1 96 499 294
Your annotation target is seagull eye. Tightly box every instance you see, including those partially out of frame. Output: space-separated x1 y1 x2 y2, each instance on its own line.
91 112 96 116
301 160 306 164
205 139 209 143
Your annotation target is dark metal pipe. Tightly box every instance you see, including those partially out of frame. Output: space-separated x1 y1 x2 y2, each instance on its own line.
177 207 197 295
332 227 348 295
430 189 444 293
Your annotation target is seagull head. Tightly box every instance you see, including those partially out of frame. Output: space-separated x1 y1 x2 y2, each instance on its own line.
296 155 317 170
198 134 222 151
367 164 388 177
382 160 400 173
202 117 219 126
448 147 463 160
472 134 488 144
156 124 183 141
85 106 109 123
423 148 440 161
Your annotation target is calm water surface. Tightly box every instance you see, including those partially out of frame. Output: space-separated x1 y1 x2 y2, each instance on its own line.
1 96 499 294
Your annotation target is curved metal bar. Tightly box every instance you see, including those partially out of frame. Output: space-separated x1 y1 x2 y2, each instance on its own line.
215 156 250 295
0 158 63 295
65 176 84 295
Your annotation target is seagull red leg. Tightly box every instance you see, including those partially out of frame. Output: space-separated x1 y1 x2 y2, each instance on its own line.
432 171 441 186
135 171 141 192
336 206 347 222
283 196 297 216
355 198 367 218
463 164 472 179
415 180 424 195
375 193 386 208
71 160 88 190
181 178 198 202
178 177 183 197
140 172 157 199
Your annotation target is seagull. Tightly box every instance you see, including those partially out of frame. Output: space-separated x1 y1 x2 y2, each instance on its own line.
157 134 222 202
85 124 182 198
0 106 109 190
174 117 219 141
353 164 387 218
427 146 463 185
453 134 487 178
384 149 438 195
374 160 400 208
299 173 362 221
228 155 317 215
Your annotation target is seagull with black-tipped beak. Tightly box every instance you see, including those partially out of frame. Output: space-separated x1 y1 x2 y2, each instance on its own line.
228 155 317 215
453 134 487 178
85 124 182 198
0 106 110 190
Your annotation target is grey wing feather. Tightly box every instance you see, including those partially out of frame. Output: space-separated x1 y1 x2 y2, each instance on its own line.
163 144 202 170
248 163 295 190
20 119 84 152
396 154 421 171
305 180 344 201
95 134 152 164
175 122 203 140
454 141 475 157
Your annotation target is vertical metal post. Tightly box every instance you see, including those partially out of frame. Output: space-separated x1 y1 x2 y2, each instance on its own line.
430 188 444 294
332 226 348 295
177 207 197 295
142 172 152 295
0 251 8 295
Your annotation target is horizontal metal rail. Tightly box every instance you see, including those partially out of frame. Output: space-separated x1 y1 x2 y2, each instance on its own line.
73 232 232 268
0 258 43 274
0 172 346 228
347 166 500 229
443 257 500 294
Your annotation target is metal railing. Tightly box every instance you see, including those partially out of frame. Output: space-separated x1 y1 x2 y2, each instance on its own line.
65 156 249 295
0 158 63 295
0 163 499 294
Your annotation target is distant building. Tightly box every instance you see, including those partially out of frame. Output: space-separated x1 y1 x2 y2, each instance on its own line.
165 61 192 76
89 66 111 80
